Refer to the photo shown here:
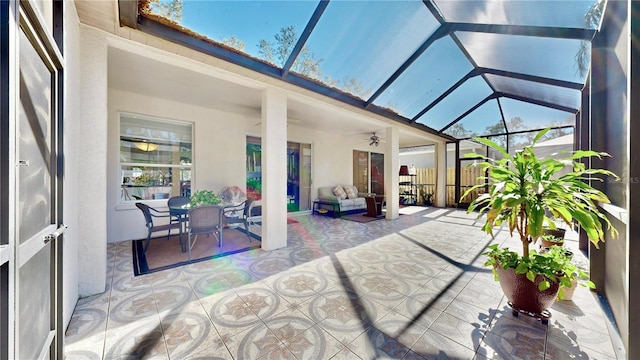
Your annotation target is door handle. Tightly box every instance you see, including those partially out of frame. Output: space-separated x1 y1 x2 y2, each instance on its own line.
43 224 68 244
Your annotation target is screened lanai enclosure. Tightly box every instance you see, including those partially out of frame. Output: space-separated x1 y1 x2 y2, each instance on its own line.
126 0 597 138
121 0 601 202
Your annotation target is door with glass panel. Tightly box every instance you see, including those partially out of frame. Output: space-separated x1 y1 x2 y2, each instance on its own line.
2 1 65 359
246 137 311 212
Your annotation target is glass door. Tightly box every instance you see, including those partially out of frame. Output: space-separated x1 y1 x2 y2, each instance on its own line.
370 152 384 195
246 137 311 212
353 150 369 193
353 151 384 195
2 2 66 358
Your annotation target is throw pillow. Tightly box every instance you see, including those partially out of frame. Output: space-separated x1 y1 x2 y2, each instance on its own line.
332 186 347 200
344 185 358 199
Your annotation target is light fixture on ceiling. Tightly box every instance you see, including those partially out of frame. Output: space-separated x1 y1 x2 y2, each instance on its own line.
369 132 380 146
134 141 159 152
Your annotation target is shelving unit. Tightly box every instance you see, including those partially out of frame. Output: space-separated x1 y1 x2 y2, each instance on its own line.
399 174 417 205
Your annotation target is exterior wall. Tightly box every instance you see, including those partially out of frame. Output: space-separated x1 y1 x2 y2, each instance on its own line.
62 0 80 327
77 26 108 297
107 89 357 243
107 89 250 242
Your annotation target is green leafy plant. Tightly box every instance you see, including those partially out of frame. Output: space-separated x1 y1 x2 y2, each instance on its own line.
483 244 593 298
463 128 618 290
189 189 221 207
541 233 564 245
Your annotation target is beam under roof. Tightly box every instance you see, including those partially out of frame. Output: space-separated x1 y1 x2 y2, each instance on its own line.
412 67 582 124
365 25 450 107
281 1 328 77
448 23 597 41
439 94 498 134
499 92 578 113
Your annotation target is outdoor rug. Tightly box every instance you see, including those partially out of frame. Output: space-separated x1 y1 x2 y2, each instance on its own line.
133 227 261 276
256 218 299 225
341 212 384 223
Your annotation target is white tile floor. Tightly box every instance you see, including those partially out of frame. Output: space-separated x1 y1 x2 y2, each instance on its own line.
65 208 624 359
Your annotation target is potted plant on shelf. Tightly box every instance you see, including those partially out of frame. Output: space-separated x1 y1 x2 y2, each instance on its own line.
462 128 618 322
190 189 221 207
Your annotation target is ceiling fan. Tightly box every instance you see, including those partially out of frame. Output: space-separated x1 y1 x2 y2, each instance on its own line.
368 132 383 147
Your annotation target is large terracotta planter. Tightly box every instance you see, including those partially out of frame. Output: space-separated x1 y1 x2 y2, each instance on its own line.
496 266 560 319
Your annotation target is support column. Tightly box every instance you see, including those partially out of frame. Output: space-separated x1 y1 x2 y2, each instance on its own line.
77 28 107 297
435 142 447 207
261 88 287 250
384 126 399 219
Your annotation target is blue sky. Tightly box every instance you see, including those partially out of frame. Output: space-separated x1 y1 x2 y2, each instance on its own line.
171 0 589 137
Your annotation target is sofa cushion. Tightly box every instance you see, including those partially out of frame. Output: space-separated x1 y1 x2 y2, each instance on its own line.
332 186 347 199
352 197 366 207
343 185 358 199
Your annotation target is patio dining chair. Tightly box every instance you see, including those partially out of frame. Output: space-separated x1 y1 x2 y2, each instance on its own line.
168 195 190 224
222 198 255 241
187 205 223 261
135 202 183 253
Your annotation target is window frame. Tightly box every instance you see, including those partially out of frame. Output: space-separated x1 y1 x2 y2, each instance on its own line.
118 112 193 205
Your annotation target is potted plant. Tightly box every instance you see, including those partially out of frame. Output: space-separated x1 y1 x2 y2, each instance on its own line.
539 233 565 249
547 246 595 301
190 189 221 207
462 128 618 321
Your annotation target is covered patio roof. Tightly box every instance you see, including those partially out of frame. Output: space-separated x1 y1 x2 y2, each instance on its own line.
119 0 602 143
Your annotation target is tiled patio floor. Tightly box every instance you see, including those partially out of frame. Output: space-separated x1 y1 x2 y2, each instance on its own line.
65 207 623 359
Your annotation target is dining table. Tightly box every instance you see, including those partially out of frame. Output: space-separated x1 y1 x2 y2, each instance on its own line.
169 202 242 251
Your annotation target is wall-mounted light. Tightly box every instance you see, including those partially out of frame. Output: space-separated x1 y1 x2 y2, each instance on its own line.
134 141 159 152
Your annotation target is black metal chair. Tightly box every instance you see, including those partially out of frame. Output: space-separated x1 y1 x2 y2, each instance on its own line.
187 205 223 261
222 198 255 241
168 195 190 225
135 202 183 253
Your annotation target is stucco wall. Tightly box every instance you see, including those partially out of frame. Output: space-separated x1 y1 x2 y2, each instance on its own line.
107 89 356 243
62 0 80 328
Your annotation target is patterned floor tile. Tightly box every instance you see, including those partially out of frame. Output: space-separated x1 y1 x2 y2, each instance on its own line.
160 312 220 359
411 329 478 360
428 312 486 352
204 291 264 339
103 320 168 359
65 211 621 360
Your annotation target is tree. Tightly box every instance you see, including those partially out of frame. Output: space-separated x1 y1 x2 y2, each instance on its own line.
484 121 505 136
257 26 373 98
575 0 605 78
447 123 476 138
148 0 183 22
257 26 323 78
221 36 246 51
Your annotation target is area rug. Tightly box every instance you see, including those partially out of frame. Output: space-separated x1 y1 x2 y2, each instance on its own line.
255 218 299 225
132 228 261 276
341 212 384 223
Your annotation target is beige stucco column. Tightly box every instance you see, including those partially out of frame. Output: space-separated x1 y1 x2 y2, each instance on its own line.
384 126 399 219
261 88 288 250
435 141 447 207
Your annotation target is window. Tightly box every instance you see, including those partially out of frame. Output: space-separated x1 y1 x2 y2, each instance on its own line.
119 114 192 203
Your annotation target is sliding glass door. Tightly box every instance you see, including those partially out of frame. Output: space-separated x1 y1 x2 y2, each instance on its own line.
246 136 311 212
353 150 384 195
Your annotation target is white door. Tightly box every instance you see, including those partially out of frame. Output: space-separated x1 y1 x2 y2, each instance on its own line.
1 1 65 359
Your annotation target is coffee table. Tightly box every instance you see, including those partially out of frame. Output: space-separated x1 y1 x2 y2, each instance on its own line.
312 200 340 218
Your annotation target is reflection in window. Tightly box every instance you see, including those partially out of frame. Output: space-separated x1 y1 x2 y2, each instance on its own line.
119 114 192 202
